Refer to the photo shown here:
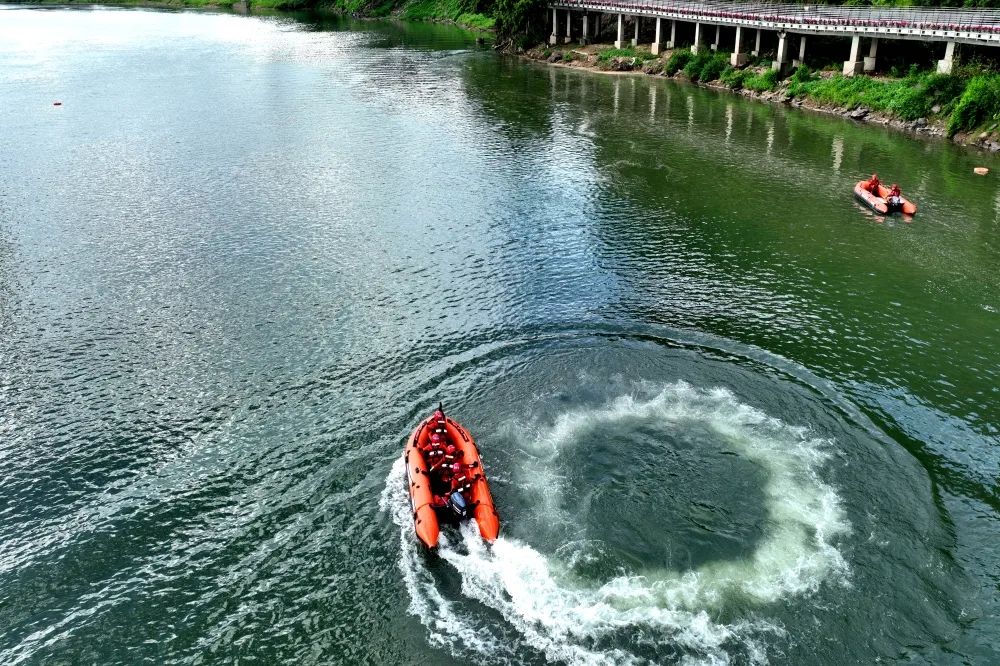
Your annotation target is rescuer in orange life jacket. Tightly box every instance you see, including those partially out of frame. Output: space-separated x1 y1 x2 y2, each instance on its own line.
864 173 882 195
418 431 446 468
449 461 484 496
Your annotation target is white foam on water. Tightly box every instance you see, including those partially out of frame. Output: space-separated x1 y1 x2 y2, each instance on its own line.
382 382 851 665
380 460 509 659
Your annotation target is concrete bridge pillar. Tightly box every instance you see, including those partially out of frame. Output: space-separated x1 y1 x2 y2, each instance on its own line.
751 28 761 57
692 22 703 54
615 13 624 49
864 38 878 72
667 20 676 49
731 26 748 67
710 24 721 51
549 8 558 45
792 35 806 69
582 13 590 45
652 17 662 55
937 41 956 74
632 16 639 47
773 31 789 73
565 10 572 44
843 35 863 76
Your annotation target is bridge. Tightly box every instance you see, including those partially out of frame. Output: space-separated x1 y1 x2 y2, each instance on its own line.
546 0 1000 75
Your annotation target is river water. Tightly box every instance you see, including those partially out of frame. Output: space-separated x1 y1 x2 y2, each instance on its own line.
1 6 998 665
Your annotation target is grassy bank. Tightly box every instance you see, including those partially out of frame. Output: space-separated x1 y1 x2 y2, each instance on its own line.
777 66 1000 137
4 0 322 9
396 0 493 29
314 0 492 28
667 50 1000 137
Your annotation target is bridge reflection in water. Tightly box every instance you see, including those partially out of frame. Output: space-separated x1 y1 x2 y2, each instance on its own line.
535 64 992 217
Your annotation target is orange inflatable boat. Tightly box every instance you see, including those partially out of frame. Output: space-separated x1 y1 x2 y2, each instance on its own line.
854 181 917 215
404 405 500 549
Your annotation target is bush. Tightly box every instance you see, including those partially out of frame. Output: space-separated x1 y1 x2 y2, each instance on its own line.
491 0 545 50
665 49 694 75
680 51 729 82
922 73 966 116
744 68 781 92
720 66 748 89
699 53 730 83
791 64 814 84
683 50 712 80
948 74 1000 135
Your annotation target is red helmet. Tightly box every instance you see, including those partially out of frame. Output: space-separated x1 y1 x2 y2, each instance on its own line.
451 463 462 473
445 444 456 455
429 433 442 445
432 410 444 420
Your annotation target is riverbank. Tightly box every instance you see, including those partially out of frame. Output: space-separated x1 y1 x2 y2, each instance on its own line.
524 42 1000 153
4 0 256 8
1 0 495 29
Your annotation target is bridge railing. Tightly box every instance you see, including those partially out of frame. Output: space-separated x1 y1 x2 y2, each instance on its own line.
553 0 1000 34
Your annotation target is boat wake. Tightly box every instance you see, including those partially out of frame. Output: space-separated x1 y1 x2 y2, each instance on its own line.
381 381 851 665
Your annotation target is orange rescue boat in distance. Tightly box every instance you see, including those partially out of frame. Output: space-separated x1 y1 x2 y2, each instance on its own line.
404 405 500 549
854 180 917 215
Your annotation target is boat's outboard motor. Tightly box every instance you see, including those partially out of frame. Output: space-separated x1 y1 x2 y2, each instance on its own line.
448 491 469 520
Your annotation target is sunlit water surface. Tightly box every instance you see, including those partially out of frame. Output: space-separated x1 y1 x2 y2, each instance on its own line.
1 6 999 665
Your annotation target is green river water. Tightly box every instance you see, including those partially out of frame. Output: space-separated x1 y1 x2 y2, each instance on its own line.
0 6 998 665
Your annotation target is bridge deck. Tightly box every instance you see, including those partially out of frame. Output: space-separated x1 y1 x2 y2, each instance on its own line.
551 0 1000 45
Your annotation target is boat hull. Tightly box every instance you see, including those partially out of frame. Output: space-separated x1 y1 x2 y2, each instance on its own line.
404 413 500 549
854 181 917 215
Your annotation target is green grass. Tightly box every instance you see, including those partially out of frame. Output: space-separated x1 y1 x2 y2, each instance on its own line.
370 0 493 29
597 47 634 62
788 70 966 121
948 74 1000 135
455 11 494 29
323 0 371 12
596 47 657 63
